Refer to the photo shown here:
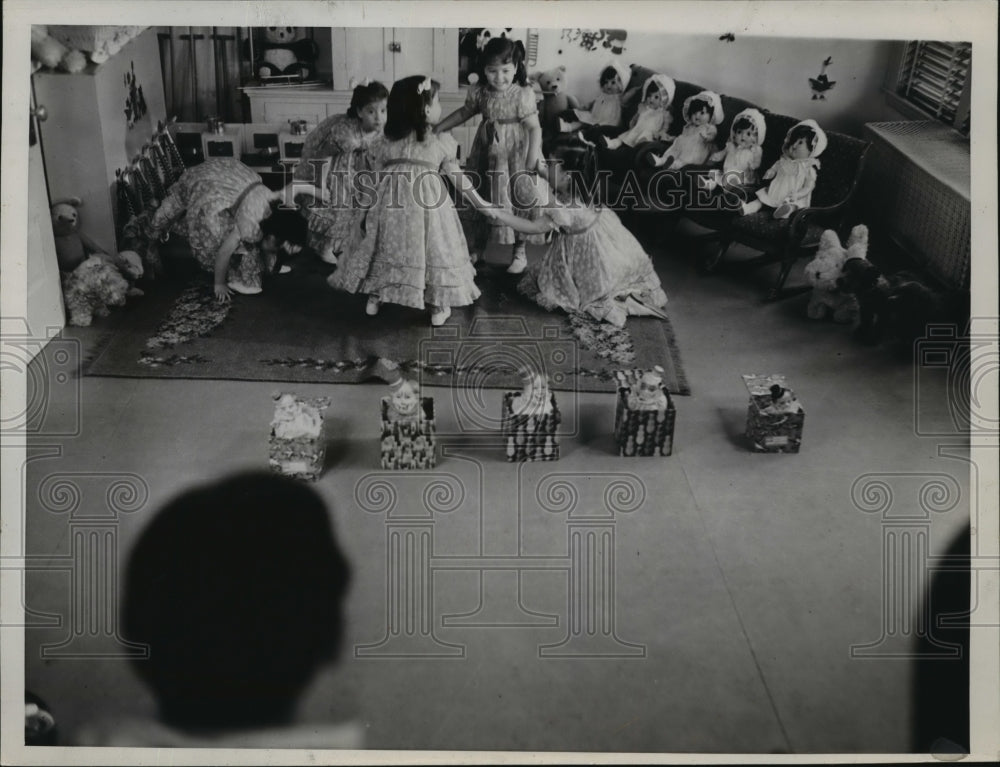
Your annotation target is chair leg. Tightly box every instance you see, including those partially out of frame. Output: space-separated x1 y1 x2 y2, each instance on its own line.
764 248 813 302
702 238 732 273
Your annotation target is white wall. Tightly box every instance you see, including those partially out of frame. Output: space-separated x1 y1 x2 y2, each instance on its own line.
533 30 903 135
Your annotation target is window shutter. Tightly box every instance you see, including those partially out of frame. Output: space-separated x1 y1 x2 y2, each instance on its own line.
897 41 972 133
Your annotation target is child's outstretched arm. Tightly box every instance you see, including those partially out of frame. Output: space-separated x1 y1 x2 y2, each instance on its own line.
522 113 545 173
214 229 241 303
487 206 559 235
435 104 475 134
445 168 493 210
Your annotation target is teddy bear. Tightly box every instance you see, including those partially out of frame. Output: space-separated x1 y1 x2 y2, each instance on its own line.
803 225 865 324
60 256 131 327
31 25 87 73
51 198 145 296
530 65 580 140
247 27 319 80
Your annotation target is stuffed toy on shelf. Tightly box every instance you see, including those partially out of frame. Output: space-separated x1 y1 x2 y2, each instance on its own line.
245 27 320 82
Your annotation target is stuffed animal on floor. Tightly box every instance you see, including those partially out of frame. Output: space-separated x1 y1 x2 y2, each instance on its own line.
531 65 580 140
804 225 863 324
51 198 144 295
838 257 958 347
60 256 130 326
31 25 87 73
248 26 319 80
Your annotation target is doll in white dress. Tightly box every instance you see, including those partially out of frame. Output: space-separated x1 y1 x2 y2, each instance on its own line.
742 119 827 219
650 90 724 169
703 107 766 191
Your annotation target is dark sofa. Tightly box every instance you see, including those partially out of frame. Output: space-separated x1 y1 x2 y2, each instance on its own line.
593 64 871 300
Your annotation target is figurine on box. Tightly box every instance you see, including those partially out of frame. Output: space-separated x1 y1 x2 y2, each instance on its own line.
511 367 553 416
271 393 325 440
763 384 801 415
386 372 422 424
627 366 668 412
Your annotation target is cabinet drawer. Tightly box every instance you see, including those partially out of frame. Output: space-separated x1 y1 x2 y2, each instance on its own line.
261 100 328 125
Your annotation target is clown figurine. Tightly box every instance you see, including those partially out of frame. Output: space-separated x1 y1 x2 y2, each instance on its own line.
511 366 553 417
627 366 668 412
385 369 423 424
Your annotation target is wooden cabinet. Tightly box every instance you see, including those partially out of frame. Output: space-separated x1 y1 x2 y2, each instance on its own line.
331 27 457 91
32 29 166 253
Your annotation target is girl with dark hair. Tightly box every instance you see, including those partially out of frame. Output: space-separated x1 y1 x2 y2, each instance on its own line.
330 76 508 326
293 79 389 264
435 36 545 274
485 149 668 327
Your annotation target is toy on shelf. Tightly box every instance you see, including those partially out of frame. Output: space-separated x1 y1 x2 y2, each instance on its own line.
268 392 331 481
614 367 675 457
502 367 560 462
380 364 436 469
742 374 804 453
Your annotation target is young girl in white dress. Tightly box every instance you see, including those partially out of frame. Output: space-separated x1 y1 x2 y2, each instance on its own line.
328 76 504 326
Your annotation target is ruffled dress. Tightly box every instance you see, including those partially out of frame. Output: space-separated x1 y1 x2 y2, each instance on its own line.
151 158 276 288
615 103 671 147
464 82 544 246
293 114 382 257
755 156 820 208
718 143 763 186
660 122 718 168
329 132 480 311
518 201 668 327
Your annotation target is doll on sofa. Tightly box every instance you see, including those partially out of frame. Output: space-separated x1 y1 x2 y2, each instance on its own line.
742 118 827 219
597 73 675 150
702 107 766 192
558 59 629 133
649 90 724 169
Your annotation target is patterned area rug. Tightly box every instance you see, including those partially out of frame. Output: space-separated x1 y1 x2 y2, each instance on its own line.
83 254 690 394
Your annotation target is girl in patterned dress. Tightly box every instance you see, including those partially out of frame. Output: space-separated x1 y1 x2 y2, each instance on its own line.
293 80 388 265
488 149 668 327
434 36 545 274
150 158 322 303
329 76 513 326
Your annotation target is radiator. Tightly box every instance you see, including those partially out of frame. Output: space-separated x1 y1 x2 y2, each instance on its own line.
861 121 971 290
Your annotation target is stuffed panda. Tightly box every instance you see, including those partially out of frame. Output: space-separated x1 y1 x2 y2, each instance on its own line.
249 27 319 80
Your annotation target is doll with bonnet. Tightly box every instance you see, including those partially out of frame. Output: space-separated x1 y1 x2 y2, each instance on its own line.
650 90 724 169
592 73 676 150
703 107 766 191
559 59 630 133
743 119 827 219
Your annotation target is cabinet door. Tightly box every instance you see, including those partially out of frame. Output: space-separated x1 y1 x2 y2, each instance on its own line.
332 28 393 89
430 28 459 92
391 28 434 82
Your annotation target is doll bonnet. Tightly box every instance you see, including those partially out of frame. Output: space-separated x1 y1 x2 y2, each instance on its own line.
642 73 676 108
785 118 828 159
682 90 724 125
730 107 766 146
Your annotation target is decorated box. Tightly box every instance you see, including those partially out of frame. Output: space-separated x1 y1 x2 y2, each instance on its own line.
742 374 805 453
380 397 436 470
501 391 561 462
268 393 331 481
614 370 675 457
